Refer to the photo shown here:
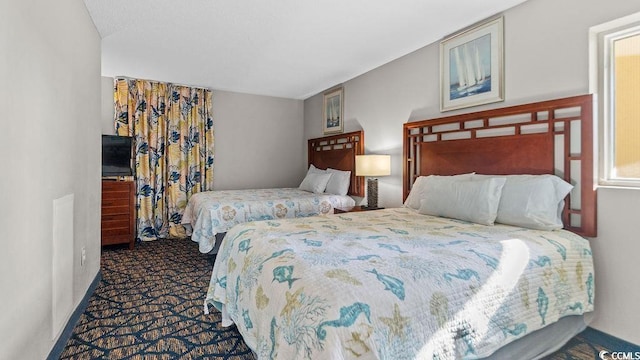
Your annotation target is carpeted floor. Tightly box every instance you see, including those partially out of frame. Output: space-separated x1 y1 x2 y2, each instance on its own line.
60 239 638 359
547 327 640 360
60 239 252 359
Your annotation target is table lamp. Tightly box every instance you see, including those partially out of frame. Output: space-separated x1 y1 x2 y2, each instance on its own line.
355 154 391 209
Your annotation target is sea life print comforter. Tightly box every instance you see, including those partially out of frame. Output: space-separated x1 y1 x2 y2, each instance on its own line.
182 188 355 253
205 208 594 359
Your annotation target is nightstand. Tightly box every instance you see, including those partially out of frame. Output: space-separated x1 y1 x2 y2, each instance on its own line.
334 205 384 214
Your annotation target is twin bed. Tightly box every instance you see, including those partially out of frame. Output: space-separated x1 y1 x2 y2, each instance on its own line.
201 95 597 359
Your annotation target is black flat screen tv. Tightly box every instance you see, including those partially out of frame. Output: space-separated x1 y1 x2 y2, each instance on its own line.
102 135 133 177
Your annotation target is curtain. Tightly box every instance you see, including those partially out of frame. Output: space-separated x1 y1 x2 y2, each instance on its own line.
114 78 214 241
165 85 214 237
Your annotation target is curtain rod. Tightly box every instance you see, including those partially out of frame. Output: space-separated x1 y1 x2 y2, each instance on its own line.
114 76 212 91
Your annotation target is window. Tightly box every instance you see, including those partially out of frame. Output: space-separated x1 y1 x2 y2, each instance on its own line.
592 15 640 187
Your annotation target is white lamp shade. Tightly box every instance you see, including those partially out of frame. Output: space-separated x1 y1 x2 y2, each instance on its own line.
355 155 391 177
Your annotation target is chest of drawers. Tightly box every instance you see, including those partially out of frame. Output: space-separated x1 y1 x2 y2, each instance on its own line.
101 180 135 249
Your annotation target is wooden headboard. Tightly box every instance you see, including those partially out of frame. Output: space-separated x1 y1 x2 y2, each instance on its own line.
308 130 365 197
403 95 596 237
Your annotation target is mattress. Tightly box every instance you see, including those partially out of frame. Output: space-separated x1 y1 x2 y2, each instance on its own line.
182 188 355 253
205 207 594 359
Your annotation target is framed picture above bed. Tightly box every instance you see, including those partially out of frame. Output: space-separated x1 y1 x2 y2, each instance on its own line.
322 87 344 134
440 16 504 112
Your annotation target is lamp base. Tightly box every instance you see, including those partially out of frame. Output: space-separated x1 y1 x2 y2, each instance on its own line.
366 178 379 209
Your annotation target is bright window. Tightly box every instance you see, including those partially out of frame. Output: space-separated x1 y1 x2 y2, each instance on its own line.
594 17 640 187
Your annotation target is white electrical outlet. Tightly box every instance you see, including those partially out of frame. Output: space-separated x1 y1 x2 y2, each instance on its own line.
81 247 86 266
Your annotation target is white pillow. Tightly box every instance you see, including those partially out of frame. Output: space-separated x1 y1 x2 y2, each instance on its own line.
404 173 475 210
308 164 325 175
472 174 573 230
326 168 351 196
299 172 332 194
418 177 506 225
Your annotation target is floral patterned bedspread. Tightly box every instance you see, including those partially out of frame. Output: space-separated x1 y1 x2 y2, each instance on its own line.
182 188 355 253
205 208 594 360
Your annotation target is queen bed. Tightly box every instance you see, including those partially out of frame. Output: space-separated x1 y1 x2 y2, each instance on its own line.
183 131 364 253
204 95 597 359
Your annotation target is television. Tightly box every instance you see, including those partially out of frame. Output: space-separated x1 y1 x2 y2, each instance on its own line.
102 135 133 177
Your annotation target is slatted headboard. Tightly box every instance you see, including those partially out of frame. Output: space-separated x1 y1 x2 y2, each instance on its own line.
308 130 365 197
403 95 596 237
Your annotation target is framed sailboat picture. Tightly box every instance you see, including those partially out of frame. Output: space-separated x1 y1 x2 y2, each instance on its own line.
440 16 504 112
322 87 344 134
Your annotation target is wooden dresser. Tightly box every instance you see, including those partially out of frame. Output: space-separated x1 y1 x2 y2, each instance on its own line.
101 180 135 249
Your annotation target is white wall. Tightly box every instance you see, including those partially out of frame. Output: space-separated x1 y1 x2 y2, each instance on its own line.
304 0 640 345
101 77 116 135
213 91 305 189
101 79 306 189
0 0 102 359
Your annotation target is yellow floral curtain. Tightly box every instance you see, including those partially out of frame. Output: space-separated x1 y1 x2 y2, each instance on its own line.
114 78 214 241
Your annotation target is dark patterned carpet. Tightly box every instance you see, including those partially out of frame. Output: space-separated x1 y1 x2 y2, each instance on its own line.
547 327 640 360
59 239 253 359
59 239 637 359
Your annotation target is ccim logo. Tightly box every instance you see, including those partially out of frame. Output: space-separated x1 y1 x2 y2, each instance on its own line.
600 350 640 360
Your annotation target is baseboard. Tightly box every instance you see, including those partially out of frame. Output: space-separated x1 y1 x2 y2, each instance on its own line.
583 327 640 351
47 271 101 360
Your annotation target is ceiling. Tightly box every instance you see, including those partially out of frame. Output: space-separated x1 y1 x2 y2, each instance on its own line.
84 0 529 100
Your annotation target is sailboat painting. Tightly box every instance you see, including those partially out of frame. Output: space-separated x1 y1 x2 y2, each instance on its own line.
322 87 344 134
440 17 504 112
449 34 492 99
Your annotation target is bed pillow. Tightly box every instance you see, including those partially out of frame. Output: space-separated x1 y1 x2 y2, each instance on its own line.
418 177 506 225
308 164 326 175
472 174 573 230
299 172 332 194
403 173 475 210
326 168 351 196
